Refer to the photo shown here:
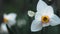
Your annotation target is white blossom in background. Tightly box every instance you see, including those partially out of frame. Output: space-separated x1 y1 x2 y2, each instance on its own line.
28 10 35 17
17 19 27 27
1 13 17 33
31 0 60 32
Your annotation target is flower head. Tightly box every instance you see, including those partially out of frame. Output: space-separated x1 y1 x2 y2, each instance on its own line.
1 13 17 32
31 6 60 32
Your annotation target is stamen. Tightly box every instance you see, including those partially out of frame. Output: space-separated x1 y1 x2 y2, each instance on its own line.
41 16 49 23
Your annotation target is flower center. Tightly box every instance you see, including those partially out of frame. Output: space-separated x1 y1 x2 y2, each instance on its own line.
3 18 8 23
41 16 50 23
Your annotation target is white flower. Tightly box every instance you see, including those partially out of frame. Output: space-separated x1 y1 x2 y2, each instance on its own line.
31 0 60 32
1 13 17 32
28 10 35 17
31 6 60 32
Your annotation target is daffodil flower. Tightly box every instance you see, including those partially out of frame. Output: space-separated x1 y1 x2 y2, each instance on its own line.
31 6 60 32
31 0 60 32
1 13 17 32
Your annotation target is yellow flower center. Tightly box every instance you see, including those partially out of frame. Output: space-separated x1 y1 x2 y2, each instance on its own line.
41 16 50 23
3 18 8 23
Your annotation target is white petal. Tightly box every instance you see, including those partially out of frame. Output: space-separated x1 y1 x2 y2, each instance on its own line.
31 20 42 32
35 11 42 21
37 0 48 12
7 20 16 28
42 23 50 27
1 23 8 32
8 13 17 20
28 10 35 17
4 13 17 21
41 6 54 18
50 14 60 26
4 14 8 18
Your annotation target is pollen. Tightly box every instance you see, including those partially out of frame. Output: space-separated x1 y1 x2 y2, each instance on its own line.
41 16 50 23
3 18 8 23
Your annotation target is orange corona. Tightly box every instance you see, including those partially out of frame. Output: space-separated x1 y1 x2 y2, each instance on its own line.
3 18 8 23
41 16 50 23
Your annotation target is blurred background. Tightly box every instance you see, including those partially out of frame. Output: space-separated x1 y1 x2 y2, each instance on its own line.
0 0 60 34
